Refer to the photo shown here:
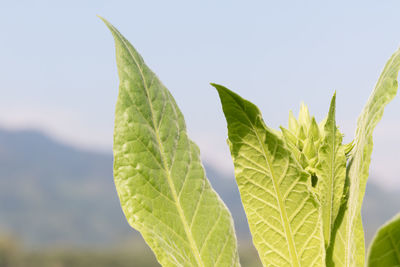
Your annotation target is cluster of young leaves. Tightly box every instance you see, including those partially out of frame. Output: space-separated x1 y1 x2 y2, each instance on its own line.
102 17 400 267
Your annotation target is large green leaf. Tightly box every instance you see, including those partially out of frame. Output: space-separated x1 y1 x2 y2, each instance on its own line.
314 93 346 248
213 84 325 267
367 214 400 267
101 18 240 267
329 48 400 267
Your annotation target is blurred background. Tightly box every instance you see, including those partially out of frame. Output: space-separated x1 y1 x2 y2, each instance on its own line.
1 1 400 266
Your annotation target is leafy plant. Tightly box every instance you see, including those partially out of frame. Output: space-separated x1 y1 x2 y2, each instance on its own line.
101 17 400 267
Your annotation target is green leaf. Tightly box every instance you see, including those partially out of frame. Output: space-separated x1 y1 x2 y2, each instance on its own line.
298 103 311 128
367 214 400 267
309 117 321 141
329 47 400 267
288 110 300 134
101 17 240 267
213 84 325 267
314 93 346 247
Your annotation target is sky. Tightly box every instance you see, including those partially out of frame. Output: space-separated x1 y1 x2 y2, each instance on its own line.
1 0 400 189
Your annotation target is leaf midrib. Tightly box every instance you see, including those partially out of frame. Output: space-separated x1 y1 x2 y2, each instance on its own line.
110 24 205 267
228 97 300 267
254 125 300 267
325 114 336 246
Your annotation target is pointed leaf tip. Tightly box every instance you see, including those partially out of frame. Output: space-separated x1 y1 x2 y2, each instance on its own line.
108 23 240 266
329 46 400 267
216 86 325 267
97 15 109 26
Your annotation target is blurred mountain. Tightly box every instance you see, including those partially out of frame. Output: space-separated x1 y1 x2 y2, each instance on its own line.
0 128 398 249
0 128 130 248
0 128 250 249
362 181 400 244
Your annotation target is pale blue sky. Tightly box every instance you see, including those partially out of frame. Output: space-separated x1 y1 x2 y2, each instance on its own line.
1 1 400 188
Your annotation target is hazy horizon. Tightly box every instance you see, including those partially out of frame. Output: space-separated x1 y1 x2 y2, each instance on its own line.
1 1 400 189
